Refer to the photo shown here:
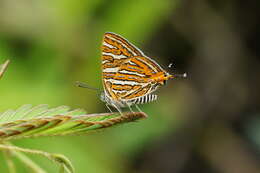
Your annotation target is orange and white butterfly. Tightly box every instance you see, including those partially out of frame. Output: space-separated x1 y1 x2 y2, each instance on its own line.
100 32 186 113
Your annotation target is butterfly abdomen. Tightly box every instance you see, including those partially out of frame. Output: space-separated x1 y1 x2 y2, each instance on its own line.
133 94 157 105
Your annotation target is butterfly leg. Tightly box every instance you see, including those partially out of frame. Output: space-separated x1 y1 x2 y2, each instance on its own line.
105 104 113 113
135 105 143 112
126 104 134 113
111 104 124 115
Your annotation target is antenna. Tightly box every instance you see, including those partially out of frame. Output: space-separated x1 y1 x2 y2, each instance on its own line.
167 62 187 79
75 81 100 92
168 63 174 68
174 73 187 78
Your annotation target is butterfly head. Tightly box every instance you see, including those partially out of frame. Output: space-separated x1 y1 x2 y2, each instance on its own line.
155 72 187 86
150 72 172 86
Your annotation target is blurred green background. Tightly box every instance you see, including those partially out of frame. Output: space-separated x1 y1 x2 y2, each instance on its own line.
0 0 260 172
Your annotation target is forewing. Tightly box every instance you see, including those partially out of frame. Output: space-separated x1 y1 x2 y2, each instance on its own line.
102 32 145 101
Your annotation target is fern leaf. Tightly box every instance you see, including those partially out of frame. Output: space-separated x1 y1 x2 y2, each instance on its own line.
0 105 147 140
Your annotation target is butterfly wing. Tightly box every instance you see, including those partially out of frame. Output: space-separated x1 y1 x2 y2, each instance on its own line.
101 32 145 102
101 32 171 106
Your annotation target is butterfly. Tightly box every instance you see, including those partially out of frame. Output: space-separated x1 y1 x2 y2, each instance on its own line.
100 32 186 114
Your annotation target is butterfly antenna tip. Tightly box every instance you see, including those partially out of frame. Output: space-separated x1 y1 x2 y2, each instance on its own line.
174 73 187 78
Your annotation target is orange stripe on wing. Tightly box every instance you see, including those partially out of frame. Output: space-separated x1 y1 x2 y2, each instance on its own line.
102 59 128 69
111 84 141 91
120 64 144 74
105 33 143 56
138 56 164 73
122 84 151 99
103 72 117 79
129 57 156 76
102 46 122 55
102 55 113 61
104 36 134 57
113 73 148 83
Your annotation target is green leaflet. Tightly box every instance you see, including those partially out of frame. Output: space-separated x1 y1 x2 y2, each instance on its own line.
0 105 147 141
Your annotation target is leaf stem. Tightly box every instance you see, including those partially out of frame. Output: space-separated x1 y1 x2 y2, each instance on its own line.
12 151 47 173
0 143 74 173
0 60 10 79
3 150 16 173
